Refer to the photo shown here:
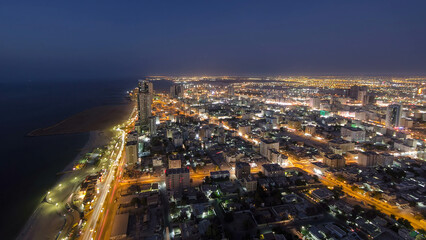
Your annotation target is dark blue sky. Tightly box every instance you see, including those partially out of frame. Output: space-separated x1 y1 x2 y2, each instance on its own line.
1 1 426 81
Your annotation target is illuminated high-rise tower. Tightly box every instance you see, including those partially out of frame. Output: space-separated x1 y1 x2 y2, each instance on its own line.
227 85 235 97
170 84 184 99
385 104 402 129
137 80 153 127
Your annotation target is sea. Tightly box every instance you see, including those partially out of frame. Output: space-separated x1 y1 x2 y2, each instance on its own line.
0 79 172 239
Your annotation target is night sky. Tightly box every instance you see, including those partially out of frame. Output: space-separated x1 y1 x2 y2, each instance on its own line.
1 1 426 80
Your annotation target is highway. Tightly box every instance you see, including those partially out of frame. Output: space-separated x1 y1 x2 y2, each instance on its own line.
81 128 125 240
81 108 137 240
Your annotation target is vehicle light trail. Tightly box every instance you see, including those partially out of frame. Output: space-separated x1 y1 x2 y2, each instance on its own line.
96 173 118 240
81 128 125 240
81 107 136 240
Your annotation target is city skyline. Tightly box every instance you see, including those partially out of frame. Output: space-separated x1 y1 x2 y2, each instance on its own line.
2 1 426 239
9 76 426 240
1 1 426 81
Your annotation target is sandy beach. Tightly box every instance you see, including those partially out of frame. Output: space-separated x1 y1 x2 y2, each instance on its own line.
17 130 111 240
62 130 112 171
17 103 136 240
28 103 135 136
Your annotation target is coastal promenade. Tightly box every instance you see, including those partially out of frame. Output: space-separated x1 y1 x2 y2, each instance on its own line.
17 105 136 240
17 131 110 240
81 109 137 240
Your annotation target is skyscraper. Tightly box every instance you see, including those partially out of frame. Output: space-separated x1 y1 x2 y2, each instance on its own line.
170 85 184 99
309 97 320 109
349 85 359 99
227 85 235 97
149 116 157 135
357 86 368 101
362 94 375 106
385 104 402 128
137 80 153 128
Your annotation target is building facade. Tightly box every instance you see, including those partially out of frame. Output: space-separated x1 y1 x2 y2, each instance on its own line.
165 168 190 191
125 141 138 164
324 154 346 168
262 164 284 177
170 85 184 99
341 126 365 142
309 97 320 109
385 104 402 129
137 80 153 127
358 151 379 167
260 139 279 161
235 162 250 179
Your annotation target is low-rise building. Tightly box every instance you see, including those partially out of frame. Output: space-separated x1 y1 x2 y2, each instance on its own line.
262 164 284 177
238 125 252 136
324 154 346 168
358 151 379 167
235 162 250 179
311 188 334 201
378 153 394 166
241 175 257 192
305 125 316 135
210 170 230 180
260 139 279 161
341 126 365 142
125 141 138 164
328 138 355 154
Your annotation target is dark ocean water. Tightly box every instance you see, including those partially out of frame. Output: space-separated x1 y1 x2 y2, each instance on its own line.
0 79 172 239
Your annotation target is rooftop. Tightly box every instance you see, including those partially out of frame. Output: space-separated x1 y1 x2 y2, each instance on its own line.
261 138 278 144
166 167 190 176
236 162 250 169
329 138 351 144
262 163 284 171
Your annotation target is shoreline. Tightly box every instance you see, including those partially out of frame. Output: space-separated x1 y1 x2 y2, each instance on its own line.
27 102 135 137
61 130 111 172
17 104 136 240
16 130 110 240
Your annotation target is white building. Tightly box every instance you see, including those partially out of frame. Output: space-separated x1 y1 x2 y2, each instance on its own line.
260 139 279 161
341 126 365 142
